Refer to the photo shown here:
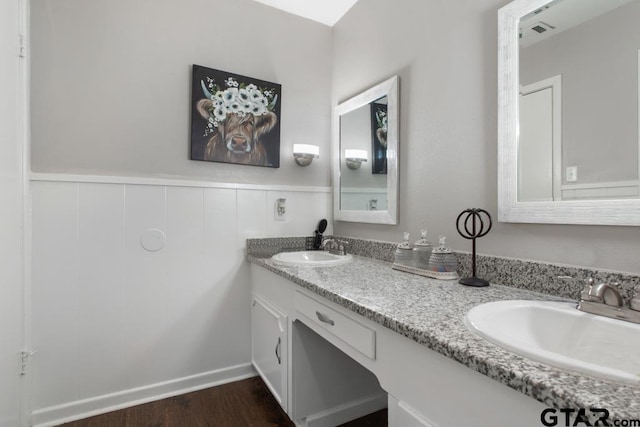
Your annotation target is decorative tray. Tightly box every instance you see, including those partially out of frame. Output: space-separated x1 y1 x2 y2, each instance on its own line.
392 263 459 281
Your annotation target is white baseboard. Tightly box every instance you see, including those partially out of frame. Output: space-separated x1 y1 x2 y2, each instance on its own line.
31 363 256 427
303 392 387 427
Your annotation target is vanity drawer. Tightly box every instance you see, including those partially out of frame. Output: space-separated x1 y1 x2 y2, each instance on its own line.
295 291 376 359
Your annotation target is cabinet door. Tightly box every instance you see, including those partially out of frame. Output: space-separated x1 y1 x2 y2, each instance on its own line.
251 294 288 411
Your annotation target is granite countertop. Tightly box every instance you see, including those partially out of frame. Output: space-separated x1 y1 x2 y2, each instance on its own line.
247 253 640 420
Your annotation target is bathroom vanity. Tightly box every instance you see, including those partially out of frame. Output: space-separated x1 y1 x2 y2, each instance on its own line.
249 249 633 426
248 256 548 426
247 244 640 426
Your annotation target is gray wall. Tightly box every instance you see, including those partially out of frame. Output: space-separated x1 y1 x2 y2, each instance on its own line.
31 0 332 187
520 2 640 184
31 0 640 274
332 0 640 274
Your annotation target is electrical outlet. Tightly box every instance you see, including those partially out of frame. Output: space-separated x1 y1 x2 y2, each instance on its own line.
566 166 578 182
275 198 287 221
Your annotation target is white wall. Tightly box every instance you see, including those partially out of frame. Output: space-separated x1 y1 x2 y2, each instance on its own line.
332 0 640 274
0 0 25 425
29 176 330 425
28 0 334 423
30 0 332 187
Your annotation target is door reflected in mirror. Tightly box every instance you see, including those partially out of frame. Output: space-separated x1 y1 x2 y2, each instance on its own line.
518 0 640 202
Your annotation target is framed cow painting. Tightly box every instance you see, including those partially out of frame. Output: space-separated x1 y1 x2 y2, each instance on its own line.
190 64 282 168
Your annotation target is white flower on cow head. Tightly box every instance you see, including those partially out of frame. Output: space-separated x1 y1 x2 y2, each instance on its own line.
200 75 279 135
225 77 239 88
238 89 250 103
229 102 242 113
222 87 238 103
249 90 262 101
205 116 219 136
213 106 226 121
250 104 265 115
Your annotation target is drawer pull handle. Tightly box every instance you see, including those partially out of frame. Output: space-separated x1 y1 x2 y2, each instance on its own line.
315 311 335 326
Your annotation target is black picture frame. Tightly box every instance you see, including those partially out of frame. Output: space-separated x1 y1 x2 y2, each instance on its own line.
370 101 388 174
190 64 282 168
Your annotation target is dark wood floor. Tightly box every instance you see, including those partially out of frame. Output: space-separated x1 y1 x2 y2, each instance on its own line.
59 376 387 427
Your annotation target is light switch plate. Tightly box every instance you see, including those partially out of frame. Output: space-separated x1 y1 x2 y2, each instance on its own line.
275 198 287 221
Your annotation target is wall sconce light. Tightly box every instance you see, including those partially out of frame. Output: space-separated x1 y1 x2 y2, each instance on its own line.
293 144 319 167
345 149 368 170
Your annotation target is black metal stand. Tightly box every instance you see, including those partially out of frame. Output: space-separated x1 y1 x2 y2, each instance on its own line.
459 276 489 287
456 208 492 287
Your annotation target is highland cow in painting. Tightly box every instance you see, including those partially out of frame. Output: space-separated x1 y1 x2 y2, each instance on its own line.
190 65 281 168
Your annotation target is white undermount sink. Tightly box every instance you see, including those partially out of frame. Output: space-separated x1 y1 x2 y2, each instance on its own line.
271 250 352 267
465 299 640 385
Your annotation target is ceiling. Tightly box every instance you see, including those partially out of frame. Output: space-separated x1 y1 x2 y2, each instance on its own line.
250 0 359 26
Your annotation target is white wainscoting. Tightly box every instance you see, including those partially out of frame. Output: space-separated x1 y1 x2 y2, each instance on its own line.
339 187 388 211
29 174 331 426
561 180 640 200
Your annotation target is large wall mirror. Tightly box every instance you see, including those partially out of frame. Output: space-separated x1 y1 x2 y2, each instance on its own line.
498 0 640 225
333 76 399 224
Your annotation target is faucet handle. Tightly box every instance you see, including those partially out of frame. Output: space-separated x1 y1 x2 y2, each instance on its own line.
321 238 335 250
579 277 596 301
336 239 349 255
631 287 640 311
603 282 623 307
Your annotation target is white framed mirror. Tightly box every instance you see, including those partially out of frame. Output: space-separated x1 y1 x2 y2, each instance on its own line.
498 0 640 225
333 75 399 224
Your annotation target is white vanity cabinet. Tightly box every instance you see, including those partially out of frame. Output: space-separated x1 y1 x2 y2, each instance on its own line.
251 294 288 412
249 263 549 427
250 264 387 426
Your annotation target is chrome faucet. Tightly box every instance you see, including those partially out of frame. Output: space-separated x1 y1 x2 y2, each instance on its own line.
577 278 640 324
321 238 348 256
587 281 623 306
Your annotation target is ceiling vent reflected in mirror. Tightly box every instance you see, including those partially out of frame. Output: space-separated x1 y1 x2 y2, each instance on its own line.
530 21 555 34
519 0 636 48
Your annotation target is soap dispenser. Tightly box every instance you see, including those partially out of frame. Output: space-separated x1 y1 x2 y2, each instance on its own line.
412 229 432 270
394 232 413 267
427 236 459 280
